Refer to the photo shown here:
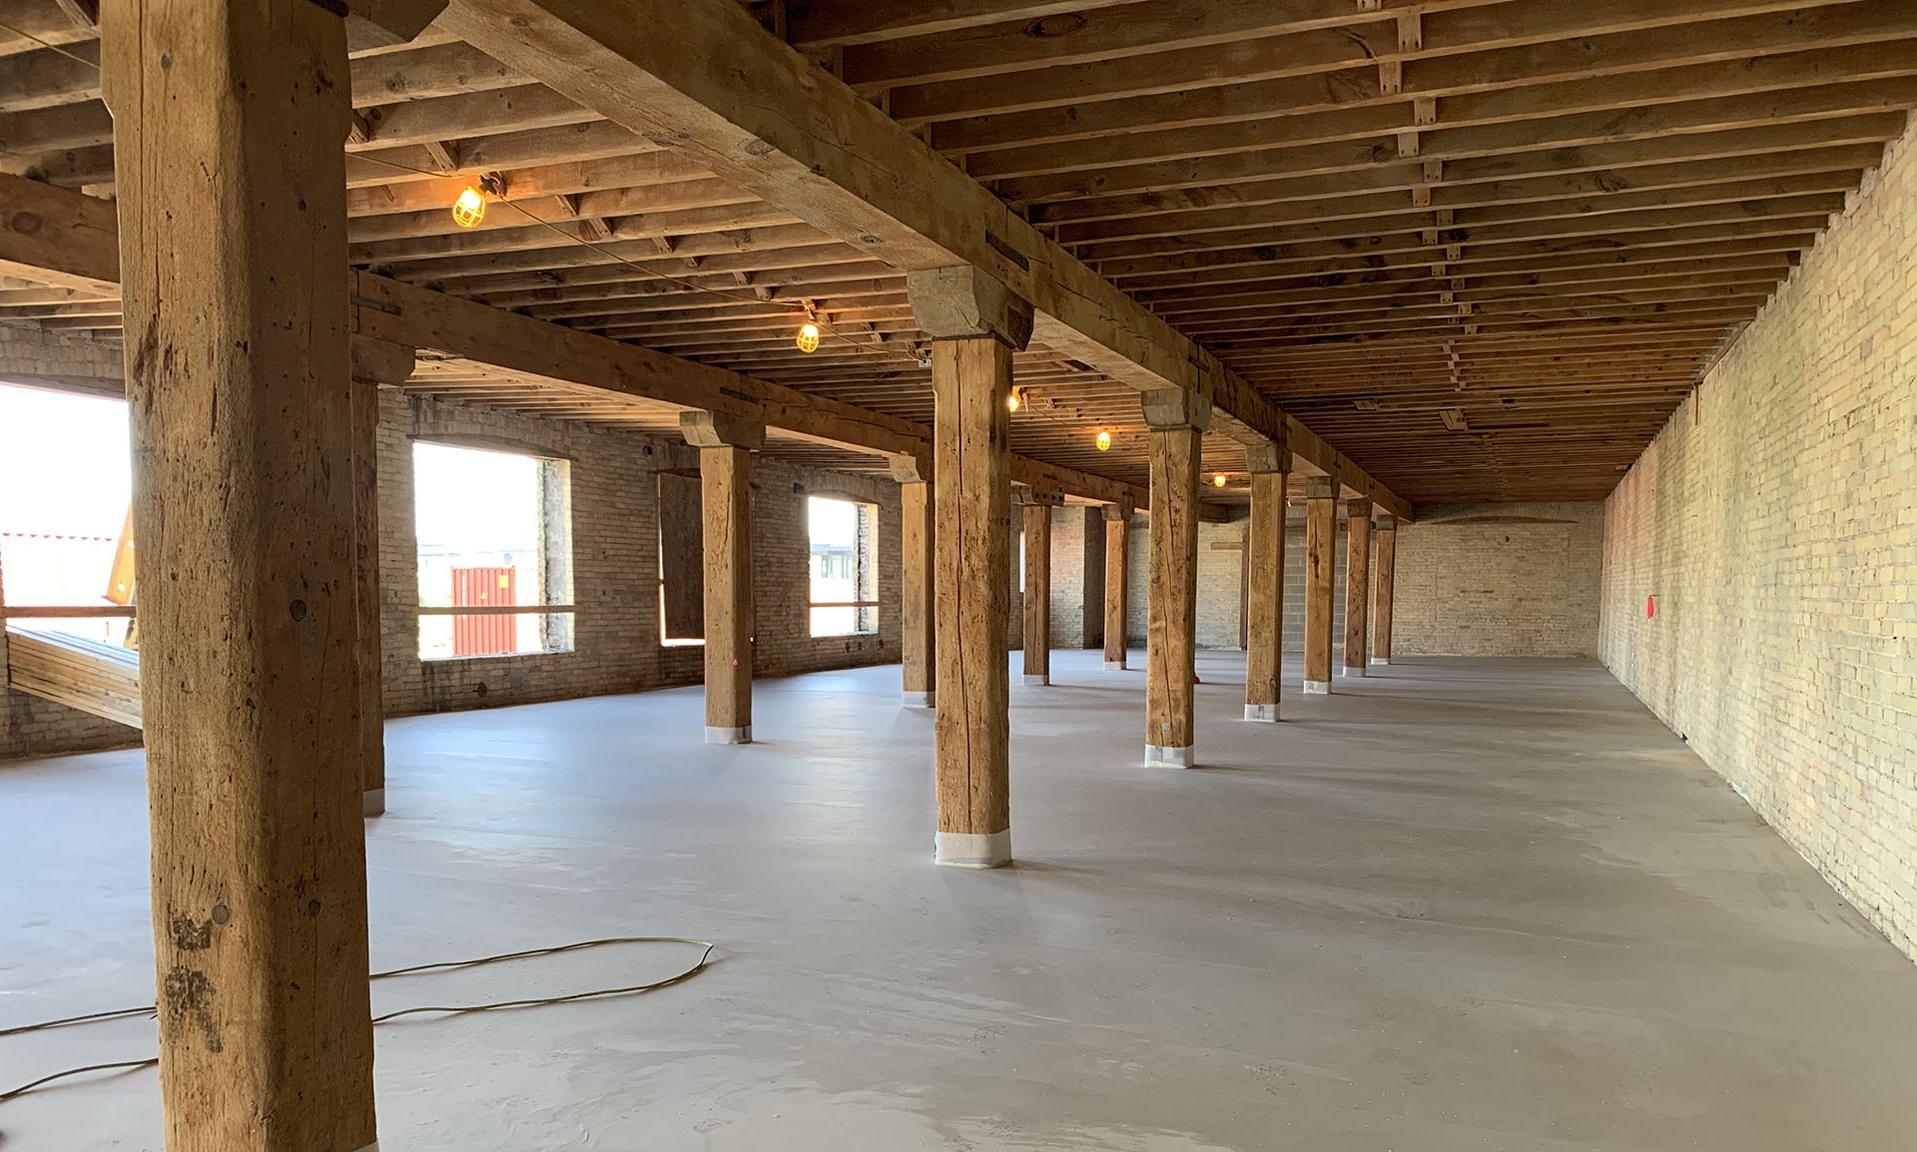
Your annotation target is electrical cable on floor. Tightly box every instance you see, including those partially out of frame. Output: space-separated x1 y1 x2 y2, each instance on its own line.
0 934 716 1106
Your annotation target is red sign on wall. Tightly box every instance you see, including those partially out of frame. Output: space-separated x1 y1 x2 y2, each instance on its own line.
1646 594 1657 619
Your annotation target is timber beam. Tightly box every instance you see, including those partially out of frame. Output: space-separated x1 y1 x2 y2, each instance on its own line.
0 169 1147 510
432 0 1413 521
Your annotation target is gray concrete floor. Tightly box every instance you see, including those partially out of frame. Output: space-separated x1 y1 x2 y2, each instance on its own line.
2 652 1914 1150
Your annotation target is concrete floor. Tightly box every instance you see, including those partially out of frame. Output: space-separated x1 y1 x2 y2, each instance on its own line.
1 652 1914 1150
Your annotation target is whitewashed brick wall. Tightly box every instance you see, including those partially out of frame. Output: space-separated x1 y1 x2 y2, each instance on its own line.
1600 115 1917 961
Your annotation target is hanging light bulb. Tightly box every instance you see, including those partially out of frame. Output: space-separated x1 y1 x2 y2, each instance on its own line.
1006 387 1023 413
1095 430 1112 452
451 185 487 229
1213 473 1228 488
795 321 821 354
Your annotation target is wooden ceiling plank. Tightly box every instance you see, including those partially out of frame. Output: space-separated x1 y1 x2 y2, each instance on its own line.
437 0 1413 517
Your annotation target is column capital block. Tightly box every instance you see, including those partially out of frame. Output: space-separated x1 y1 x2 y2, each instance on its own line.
680 408 766 450
1103 501 1134 522
1346 497 1373 521
1304 475 1338 501
888 451 933 485
1375 514 1397 532
1141 388 1211 432
349 335 415 385
1245 439 1290 475
907 265 1034 349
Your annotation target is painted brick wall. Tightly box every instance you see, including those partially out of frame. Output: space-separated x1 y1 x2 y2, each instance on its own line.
1394 503 1603 657
1 388 909 757
1599 117 1917 961
380 391 903 716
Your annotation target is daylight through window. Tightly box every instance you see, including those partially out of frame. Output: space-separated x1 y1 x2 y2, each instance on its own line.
808 495 878 637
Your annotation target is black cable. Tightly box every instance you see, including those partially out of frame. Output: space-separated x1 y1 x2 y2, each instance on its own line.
0 935 716 1106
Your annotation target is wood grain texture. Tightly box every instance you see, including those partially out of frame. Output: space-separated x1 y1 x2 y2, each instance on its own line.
1344 500 1373 673
101 1 377 1147
1373 521 1398 664
932 337 1011 838
1102 507 1129 668
899 479 935 699
698 443 753 731
1304 477 1337 686
1145 420 1201 751
350 376 386 802
1020 502 1051 681
1244 464 1287 713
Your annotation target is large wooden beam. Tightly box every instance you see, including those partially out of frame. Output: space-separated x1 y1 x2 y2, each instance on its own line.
100 1 376 1148
1142 389 1204 767
1243 437 1288 723
1302 476 1337 694
434 0 1413 521
1101 502 1131 670
0 172 1145 510
1372 514 1398 667
349 337 415 817
1343 499 1373 680
681 409 760 744
914 267 1025 869
891 454 936 708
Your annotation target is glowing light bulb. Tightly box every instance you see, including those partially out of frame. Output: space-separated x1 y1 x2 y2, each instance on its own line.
1006 387 1023 413
1213 473 1228 488
795 321 821 353
1095 430 1112 451
451 185 487 229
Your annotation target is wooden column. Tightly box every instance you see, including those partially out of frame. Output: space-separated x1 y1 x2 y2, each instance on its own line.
681 409 763 744
892 454 935 708
1372 514 1397 667
1343 499 1372 679
1303 476 1338 694
1142 390 1207 767
908 266 1031 869
349 338 412 818
1243 438 1290 722
101 2 377 1147
1019 492 1059 686
1102 503 1131 669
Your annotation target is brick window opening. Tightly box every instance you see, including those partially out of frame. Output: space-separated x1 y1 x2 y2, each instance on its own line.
808 495 878 637
413 440 573 660
0 383 137 648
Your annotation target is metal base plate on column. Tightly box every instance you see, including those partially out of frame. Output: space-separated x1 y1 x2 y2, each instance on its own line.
901 690 934 709
705 725 752 745
1021 674 1050 686
1340 664 1365 678
1145 744 1197 768
934 829 1012 868
1103 660 1126 670
1244 704 1279 723
1303 679 1331 695
1370 657 1390 666
361 788 385 818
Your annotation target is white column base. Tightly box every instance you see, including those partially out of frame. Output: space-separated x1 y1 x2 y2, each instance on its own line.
1302 679 1331 695
705 725 752 745
1340 664 1365 678
1103 660 1126 670
1021 673 1050 686
1145 744 1197 768
1370 656 1390 666
1244 703 1279 723
901 690 934 709
361 788 385 818
934 829 1011 869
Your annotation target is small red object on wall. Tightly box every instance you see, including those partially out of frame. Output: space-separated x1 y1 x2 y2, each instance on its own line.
1646 594 1657 619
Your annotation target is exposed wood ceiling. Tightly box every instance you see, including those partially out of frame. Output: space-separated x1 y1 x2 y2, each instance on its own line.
2 0 1914 505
